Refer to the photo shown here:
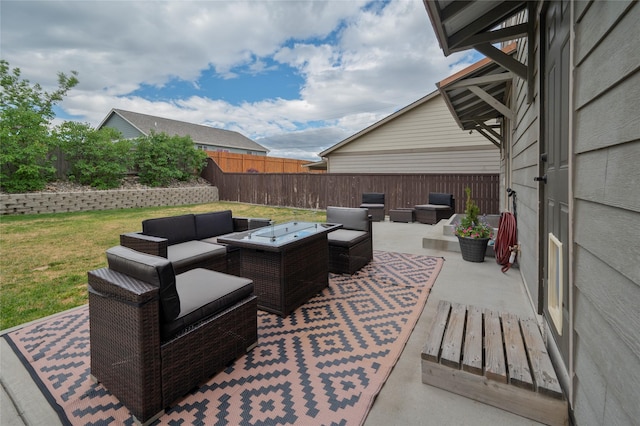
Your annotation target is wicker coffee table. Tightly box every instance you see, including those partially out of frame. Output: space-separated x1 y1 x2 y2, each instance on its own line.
218 222 341 316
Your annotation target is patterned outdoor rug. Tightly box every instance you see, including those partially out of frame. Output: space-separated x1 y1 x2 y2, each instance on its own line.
4 251 443 425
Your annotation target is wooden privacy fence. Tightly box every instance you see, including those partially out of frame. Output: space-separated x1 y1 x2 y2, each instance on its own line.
202 159 499 215
206 152 323 174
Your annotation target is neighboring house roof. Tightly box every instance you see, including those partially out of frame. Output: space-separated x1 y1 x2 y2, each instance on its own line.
97 108 269 153
319 91 441 157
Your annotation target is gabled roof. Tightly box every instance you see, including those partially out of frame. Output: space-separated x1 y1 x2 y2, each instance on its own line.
319 90 441 157
98 109 269 153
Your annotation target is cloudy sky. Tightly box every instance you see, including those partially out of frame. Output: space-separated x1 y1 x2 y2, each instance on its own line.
1 0 479 161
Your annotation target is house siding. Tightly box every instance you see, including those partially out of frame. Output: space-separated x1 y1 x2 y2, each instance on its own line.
326 94 499 173
328 147 499 174
571 2 640 425
102 114 143 139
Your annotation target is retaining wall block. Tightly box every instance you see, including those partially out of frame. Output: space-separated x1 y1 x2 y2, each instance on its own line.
0 186 219 215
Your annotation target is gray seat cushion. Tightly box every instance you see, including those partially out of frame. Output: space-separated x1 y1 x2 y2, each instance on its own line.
106 245 180 322
327 229 369 248
415 204 452 210
161 269 253 340
167 241 227 271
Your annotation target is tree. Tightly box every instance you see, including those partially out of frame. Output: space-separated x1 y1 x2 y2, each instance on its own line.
54 122 133 189
0 60 79 192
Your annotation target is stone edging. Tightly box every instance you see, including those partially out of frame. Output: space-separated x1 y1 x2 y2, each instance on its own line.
0 186 219 215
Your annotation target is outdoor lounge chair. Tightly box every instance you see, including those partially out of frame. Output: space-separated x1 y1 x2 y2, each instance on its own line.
88 246 257 424
326 206 373 274
415 192 456 224
359 192 385 221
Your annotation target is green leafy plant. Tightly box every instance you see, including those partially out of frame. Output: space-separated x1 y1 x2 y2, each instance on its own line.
54 122 133 189
455 187 493 239
133 131 207 187
0 60 78 192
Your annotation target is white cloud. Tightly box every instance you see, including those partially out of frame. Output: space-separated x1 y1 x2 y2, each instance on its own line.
1 0 478 160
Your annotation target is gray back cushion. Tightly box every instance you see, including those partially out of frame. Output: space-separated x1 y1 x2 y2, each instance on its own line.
195 210 233 239
106 246 180 322
142 214 196 244
326 206 368 231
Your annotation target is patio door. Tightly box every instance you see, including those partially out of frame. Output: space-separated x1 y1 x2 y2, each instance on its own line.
540 0 570 366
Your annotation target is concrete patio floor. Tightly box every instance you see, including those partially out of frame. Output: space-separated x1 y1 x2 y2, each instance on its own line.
1 219 543 425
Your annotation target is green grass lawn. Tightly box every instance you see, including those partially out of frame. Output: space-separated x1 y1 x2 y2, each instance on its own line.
0 202 326 330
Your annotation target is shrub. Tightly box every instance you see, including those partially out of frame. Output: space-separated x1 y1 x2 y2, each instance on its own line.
54 122 133 189
133 131 207 187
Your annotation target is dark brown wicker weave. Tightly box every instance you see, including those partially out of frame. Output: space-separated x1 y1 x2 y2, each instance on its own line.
218 223 339 317
327 217 373 275
389 208 415 223
240 234 328 316
88 268 162 423
120 232 168 257
415 206 454 224
88 267 257 423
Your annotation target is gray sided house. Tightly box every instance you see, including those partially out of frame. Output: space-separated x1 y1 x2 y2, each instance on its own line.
425 1 639 424
319 91 499 173
98 109 269 155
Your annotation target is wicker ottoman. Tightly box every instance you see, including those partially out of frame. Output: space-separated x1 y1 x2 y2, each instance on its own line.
390 208 415 223
414 204 454 224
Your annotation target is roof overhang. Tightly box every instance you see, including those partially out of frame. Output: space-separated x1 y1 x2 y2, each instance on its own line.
424 0 535 102
437 43 517 149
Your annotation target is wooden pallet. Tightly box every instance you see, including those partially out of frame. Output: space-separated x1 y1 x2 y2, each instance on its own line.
421 300 568 426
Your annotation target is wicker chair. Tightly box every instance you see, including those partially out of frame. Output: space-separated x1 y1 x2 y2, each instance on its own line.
88 246 257 424
359 192 385 222
326 206 373 274
415 193 456 224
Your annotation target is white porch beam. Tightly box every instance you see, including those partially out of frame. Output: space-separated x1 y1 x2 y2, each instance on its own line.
475 43 528 80
447 72 514 89
468 85 514 120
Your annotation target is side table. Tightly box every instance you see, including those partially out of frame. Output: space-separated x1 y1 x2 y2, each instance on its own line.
390 208 415 223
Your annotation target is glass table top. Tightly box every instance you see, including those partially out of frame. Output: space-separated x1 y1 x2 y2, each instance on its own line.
218 221 339 248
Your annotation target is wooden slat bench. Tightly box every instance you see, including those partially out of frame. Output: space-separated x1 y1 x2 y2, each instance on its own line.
422 300 568 426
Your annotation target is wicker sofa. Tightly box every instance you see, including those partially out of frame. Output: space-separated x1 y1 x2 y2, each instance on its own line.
326 206 373 274
120 210 270 275
88 245 258 424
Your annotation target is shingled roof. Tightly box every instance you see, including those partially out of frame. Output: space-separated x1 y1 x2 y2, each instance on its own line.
99 109 268 153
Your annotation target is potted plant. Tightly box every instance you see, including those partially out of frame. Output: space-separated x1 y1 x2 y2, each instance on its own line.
455 187 493 262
